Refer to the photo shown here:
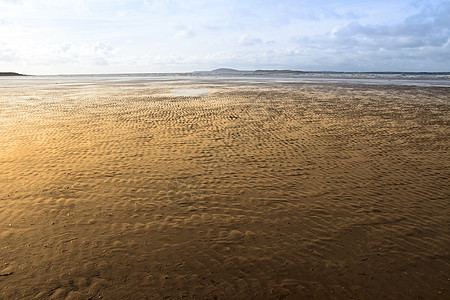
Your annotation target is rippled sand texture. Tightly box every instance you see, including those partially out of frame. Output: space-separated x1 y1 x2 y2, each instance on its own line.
0 78 449 299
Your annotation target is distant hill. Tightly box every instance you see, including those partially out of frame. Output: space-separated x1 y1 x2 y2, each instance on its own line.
193 68 245 74
0 72 26 76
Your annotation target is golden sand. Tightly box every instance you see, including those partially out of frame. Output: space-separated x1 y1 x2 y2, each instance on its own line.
0 78 449 299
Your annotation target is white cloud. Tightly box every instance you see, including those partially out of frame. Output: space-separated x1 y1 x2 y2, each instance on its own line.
93 42 114 55
0 0 449 73
288 0 450 71
0 42 16 62
238 34 263 46
174 26 195 39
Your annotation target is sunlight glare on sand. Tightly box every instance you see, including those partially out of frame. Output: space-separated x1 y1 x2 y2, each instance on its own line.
172 88 209 97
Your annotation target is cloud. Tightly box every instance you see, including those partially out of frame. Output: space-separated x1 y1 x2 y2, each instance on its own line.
143 0 175 10
287 1 450 71
174 26 195 39
276 3 362 25
0 42 16 62
0 0 449 73
238 34 262 46
0 41 116 68
93 42 114 55
93 57 108 66
331 1 450 49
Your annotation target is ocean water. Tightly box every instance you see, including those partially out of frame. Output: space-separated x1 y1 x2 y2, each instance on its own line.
191 71 450 87
2 71 450 87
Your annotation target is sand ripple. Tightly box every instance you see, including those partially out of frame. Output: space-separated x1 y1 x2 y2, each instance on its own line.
0 79 449 299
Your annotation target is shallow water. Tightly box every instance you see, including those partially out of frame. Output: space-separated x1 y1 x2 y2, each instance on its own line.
3 71 449 87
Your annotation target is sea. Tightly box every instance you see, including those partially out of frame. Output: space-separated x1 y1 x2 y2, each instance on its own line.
2 71 450 87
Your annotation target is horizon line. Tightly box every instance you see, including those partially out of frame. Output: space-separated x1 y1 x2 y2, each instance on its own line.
3 69 450 77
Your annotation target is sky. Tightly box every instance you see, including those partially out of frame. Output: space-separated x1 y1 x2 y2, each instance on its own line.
0 0 449 74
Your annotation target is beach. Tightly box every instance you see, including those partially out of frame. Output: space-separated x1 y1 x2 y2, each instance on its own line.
0 76 449 299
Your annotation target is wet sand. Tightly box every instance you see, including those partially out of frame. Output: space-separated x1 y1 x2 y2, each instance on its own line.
0 78 449 299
